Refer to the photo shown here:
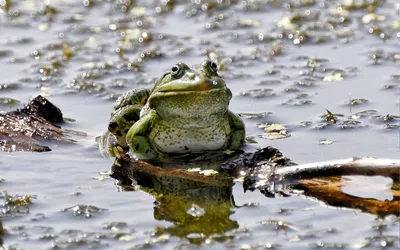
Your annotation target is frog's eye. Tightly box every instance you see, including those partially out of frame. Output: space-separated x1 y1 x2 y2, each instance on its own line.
171 64 183 77
210 61 218 72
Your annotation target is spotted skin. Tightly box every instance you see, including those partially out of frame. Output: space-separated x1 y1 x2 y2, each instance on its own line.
107 89 150 147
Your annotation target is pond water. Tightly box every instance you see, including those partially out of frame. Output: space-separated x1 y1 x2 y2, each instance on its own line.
0 0 399 249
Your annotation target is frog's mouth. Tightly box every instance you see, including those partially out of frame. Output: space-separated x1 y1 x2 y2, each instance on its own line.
155 79 221 93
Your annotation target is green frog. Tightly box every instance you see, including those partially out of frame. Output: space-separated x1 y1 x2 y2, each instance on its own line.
100 60 245 161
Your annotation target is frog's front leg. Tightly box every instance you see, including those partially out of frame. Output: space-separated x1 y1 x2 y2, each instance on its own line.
126 111 161 160
108 105 142 148
226 111 246 150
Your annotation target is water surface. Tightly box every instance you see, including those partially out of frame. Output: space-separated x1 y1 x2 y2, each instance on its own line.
0 0 399 249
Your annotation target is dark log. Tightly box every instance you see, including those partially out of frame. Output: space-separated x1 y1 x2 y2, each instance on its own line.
0 95 77 152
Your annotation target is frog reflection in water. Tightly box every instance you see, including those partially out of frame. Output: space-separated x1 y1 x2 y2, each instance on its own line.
102 60 245 161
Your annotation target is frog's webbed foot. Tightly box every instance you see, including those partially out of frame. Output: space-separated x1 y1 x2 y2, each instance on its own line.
112 144 129 159
98 130 129 158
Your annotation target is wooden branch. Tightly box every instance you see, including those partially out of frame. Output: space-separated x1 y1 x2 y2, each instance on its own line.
111 155 400 216
272 157 400 181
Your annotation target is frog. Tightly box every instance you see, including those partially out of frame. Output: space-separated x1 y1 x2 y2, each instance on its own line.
101 60 245 161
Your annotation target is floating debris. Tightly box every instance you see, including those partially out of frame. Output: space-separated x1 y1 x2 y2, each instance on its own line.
337 119 364 129
325 110 338 124
238 112 272 119
1 191 33 217
0 50 13 58
346 98 369 106
245 136 258 144
0 97 20 106
62 205 108 218
259 123 290 140
323 72 344 82
319 139 334 145
282 99 313 106
300 121 313 127
352 110 378 119
240 88 275 98
95 171 112 181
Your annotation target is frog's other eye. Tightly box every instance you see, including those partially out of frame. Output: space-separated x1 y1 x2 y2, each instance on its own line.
171 64 183 77
210 61 218 72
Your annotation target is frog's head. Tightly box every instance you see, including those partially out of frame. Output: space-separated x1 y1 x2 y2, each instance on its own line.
148 60 232 128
